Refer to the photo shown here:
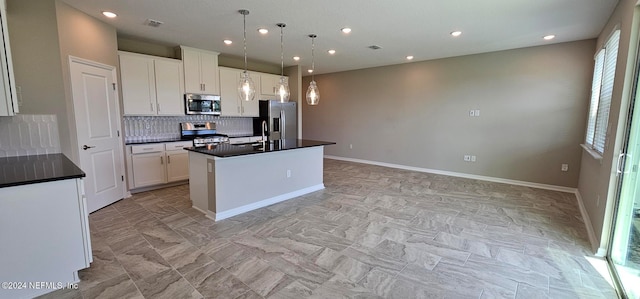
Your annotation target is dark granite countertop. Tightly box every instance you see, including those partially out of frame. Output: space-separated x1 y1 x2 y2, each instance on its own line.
185 139 335 158
0 154 86 188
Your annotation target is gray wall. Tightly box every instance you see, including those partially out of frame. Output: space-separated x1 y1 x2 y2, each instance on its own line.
302 40 595 188
578 0 640 252
55 1 119 163
6 0 118 162
6 0 67 153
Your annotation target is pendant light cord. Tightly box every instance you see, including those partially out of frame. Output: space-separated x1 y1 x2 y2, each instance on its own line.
280 25 284 77
242 11 248 72
311 35 316 81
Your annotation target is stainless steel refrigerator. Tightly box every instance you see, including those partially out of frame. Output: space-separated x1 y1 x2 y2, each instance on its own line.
255 100 297 140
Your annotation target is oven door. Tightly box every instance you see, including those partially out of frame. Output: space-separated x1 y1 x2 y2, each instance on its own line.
185 94 221 115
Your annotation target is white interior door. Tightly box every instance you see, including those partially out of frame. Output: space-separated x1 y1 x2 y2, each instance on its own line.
70 57 125 213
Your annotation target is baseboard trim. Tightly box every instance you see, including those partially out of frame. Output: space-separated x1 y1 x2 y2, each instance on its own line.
574 190 600 254
129 180 188 194
212 184 325 221
191 205 209 216
324 155 577 193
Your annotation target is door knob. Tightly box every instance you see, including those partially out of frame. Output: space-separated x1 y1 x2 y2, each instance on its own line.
82 145 95 150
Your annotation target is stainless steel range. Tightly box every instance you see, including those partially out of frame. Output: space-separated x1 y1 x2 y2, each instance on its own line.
180 122 229 147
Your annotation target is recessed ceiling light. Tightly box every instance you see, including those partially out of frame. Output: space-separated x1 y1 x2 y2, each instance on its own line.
328 49 336 55
293 56 300 61
543 35 556 40
341 27 352 34
308 69 313 73
406 56 414 60
223 40 232 45
102 11 117 18
451 31 462 37
258 28 268 34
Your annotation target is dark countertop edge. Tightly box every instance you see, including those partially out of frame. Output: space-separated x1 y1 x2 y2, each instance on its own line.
185 139 336 158
0 153 86 189
0 174 86 188
125 139 189 145
125 135 260 145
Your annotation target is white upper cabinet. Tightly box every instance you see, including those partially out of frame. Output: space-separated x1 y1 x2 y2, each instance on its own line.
219 67 258 117
179 46 219 95
154 59 184 115
119 51 184 116
120 53 155 115
259 73 282 98
0 0 18 116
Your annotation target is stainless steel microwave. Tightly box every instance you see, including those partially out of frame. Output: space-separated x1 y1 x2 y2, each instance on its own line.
185 94 221 115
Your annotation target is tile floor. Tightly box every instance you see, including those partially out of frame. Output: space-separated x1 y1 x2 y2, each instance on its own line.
38 159 618 298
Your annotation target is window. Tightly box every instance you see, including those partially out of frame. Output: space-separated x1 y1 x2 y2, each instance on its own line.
585 29 621 155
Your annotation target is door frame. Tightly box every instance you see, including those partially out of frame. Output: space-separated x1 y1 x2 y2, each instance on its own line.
68 55 128 206
604 7 640 297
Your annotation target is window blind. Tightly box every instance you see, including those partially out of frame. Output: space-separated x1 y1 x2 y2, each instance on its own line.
586 50 605 147
585 29 620 155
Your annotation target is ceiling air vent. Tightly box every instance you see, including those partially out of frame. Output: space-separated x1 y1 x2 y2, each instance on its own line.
368 45 382 50
145 19 164 27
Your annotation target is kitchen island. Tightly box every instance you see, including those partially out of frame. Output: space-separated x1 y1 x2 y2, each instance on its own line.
185 139 335 221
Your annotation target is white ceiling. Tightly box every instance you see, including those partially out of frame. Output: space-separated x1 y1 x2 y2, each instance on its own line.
60 0 618 75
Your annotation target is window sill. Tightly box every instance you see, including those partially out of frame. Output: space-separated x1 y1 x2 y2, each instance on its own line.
581 144 603 160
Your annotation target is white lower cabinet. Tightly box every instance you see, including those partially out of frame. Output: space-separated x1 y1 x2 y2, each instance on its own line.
128 141 191 189
0 179 91 299
166 150 189 182
132 151 166 187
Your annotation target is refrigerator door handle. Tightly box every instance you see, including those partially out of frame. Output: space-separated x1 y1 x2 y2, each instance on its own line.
281 109 285 140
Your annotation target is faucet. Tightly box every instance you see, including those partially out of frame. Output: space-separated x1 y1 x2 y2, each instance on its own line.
261 120 268 143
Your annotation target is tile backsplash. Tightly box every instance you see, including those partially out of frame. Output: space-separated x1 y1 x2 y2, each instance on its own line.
0 114 61 158
123 115 254 143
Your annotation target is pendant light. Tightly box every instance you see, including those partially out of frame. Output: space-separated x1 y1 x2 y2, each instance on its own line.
238 9 256 102
306 34 320 105
276 23 290 103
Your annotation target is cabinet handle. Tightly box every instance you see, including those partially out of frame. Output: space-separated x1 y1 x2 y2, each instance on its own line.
157 103 161 112
167 155 171 164
202 83 206 91
160 156 163 165
242 106 244 113
150 102 154 111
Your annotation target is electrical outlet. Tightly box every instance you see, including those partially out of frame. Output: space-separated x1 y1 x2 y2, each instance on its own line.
286 169 291 178
349 144 353 149
464 155 471 161
474 109 480 116
561 164 569 172
471 155 476 162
